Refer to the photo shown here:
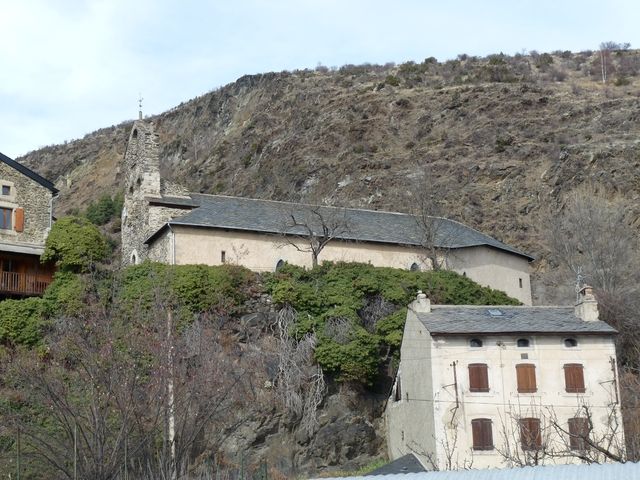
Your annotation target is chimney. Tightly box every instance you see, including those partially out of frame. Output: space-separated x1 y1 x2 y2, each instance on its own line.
575 285 599 322
412 290 431 313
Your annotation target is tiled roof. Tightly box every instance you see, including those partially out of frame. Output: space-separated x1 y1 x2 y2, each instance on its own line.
147 194 533 260
0 152 58 193
417 306 616 335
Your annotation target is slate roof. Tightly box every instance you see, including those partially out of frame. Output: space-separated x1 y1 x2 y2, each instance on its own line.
417 306 616 336
0 152 58 193
367 454 427 475
145 194 533 260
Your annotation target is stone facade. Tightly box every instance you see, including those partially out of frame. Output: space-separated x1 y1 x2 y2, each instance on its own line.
121 121 191 265
0 161 53 248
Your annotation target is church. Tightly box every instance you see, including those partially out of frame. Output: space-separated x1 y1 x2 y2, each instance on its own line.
121 120 534 305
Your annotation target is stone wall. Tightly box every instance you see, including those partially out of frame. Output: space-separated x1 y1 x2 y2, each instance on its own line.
121 120 192 266
0 162 53 248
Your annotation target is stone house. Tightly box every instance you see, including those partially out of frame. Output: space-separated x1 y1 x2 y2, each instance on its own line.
385 287 623 470
0 152 58 297
121 120 533 304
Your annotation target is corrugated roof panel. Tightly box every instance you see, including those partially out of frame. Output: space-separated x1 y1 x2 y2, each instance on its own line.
313 461 640 480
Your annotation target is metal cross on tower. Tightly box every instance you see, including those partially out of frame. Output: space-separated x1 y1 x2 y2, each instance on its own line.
138 93 144 120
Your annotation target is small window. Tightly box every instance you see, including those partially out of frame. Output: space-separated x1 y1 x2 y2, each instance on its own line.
564 338 578 348
564 363 586 393
471 418 494 450
275 259 285 271
516 363 537 393
409 262 420 271
1 185 10 196
517 338 530 348
568 417 589 451
0 208 12 230
221 251 226 263
462 271 467 277
394 376 402 402
519 418 542 450
519 278 523 288
468 364 489 392
469 338 483 348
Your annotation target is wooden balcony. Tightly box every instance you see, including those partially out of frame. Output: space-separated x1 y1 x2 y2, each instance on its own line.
0 270 51 296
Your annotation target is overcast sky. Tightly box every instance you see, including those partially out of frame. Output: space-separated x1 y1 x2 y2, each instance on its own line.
1 0 638 158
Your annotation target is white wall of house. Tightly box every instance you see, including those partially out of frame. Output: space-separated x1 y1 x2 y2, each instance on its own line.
447 246 532 305
154 225 532 305
386 304 622 470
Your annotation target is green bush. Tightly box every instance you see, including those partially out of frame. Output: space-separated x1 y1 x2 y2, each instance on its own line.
264 262 518 384
42 271 87 316
0 297 47 346
85 193 123 225
41 216 111 272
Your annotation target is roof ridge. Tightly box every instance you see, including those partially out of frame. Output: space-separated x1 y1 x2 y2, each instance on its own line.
0 151 58 193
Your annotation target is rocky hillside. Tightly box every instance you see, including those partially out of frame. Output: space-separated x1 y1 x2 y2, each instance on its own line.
19 48 640 303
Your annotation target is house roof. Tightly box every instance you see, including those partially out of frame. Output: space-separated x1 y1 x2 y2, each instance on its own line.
314 461 640 479
145 194 533 260
0 152 58 193
366 454 427 475
416 306 616 336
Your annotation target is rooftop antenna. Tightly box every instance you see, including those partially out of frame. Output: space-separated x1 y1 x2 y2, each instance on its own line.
138 93 144 120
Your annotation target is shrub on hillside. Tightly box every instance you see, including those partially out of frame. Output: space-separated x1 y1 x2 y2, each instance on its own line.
0 297 47 347
265 262 518 384
41 216 111 272
85 193 123 226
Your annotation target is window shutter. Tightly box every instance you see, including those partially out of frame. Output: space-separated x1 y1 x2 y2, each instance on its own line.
468 363 489 392
568 417 589 450
14 208 24 232
471 418 493 450
564 364 586 393
516 363 537 393
520 418 541 450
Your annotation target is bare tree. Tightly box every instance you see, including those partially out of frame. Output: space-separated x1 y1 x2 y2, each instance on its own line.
274 306 325 435
411 169 456 270
279 206 350 268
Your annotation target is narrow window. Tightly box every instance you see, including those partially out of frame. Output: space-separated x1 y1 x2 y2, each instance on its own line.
394 376 402 402
519 278 523 288
564 338 578 348
564 364 586 393
0 208 12 230
469 338 483 348
568 417 589 450
519 418 542 450
468 363 489 392
410 262 420 271
2 185 10 196
471 418 494 450
517 338 530 348
275 259 285 271
221 251 226 263
516 363 537 393
462 271 467 277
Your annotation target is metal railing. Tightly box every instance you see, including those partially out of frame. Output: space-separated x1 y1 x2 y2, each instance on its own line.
0 270 50 295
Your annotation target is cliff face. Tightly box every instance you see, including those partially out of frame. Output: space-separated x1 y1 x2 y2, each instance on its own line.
18 51 640 303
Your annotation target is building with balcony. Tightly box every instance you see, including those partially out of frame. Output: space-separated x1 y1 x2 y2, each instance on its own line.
0 152 58 297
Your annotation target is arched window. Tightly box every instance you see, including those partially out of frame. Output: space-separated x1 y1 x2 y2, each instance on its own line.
517 338 530 348
130 250 139 265
470 338 483 348
410 262 420 272
564 338 578 348
132 129 138 139
275 259 285 271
